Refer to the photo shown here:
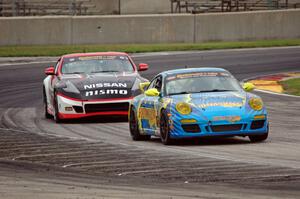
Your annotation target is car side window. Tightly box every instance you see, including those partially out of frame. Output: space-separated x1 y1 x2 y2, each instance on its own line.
148 78 157 90
148 76 162 91
154 76 162 92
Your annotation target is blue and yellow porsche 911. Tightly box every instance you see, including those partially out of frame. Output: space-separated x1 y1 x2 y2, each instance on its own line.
129 68 268 145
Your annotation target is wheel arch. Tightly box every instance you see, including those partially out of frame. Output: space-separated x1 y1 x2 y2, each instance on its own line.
43 76 52 106
128 104 136 120
159 107 167 120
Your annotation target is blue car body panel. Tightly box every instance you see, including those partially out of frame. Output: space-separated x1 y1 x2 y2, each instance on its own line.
130 68 268 139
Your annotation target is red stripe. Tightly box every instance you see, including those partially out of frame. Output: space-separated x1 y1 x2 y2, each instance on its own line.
58 111 128 119
57 93 133 102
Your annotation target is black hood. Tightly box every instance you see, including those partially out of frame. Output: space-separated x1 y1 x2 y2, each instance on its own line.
56 72 141 100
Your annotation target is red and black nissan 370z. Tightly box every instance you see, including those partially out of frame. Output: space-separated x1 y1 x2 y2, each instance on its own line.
43 52 149 122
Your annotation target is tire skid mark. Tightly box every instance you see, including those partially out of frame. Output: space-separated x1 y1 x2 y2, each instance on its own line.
40 150 144 165
117 168 179 176
1 108 19 129
0 53 299 188
2 128 297 185
58 124 108 140
102 123 130 134
0 83 39 94
81 123 129 139
12 151 97 161
148 168 298 180
62 156 191 168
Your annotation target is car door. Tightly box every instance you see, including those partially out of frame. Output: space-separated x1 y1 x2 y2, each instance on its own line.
138 75 162 134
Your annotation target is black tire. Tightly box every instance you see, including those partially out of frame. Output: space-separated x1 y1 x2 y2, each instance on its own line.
160 110 173 145
53 92 62 123
43 88 52 119
249 133 268 142
129 107 151 141
249 124 269 142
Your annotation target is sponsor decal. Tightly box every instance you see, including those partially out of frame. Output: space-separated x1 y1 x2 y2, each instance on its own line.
213 116 241 123
199 102 243 108
197 95 245 108
64 55 129 65
84 83 128 97
138 107 156 127
85 89 128 97
84 83 127 90
167 72 229 81
78 56 116 61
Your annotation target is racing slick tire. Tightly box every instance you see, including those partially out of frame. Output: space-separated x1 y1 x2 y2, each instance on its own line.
160 110 174 145
249 125 269 142
53 91 62 123
129 107 151 141
43 88 52 119
249 133 268 142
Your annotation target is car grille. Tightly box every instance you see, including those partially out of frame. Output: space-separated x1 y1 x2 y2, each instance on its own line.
250 120 265 130
85 102 129 113
182 124 201 133
211 124 243 132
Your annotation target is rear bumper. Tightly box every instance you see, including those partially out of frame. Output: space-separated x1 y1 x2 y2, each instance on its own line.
57 93 132 119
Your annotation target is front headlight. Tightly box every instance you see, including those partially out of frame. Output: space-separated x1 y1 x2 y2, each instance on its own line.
249 98 263 111
176 102 192 115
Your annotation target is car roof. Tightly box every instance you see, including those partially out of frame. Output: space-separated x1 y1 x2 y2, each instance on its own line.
160 67 229 76
62 52 129 58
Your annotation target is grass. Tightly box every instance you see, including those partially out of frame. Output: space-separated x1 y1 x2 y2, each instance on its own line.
0 39 300 57
280 78 300 96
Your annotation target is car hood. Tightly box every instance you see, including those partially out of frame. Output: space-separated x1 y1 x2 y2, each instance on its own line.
166 91 265 124
56 72 139 100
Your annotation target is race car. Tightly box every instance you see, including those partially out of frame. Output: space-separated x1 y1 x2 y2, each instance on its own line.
129 68 269 145
43 52 149 122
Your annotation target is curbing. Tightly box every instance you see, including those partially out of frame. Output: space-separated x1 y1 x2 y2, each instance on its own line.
244 72 300 98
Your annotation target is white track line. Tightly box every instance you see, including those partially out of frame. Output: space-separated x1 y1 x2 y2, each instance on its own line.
0 61 56 67
255 89 300 98
132 46 300 57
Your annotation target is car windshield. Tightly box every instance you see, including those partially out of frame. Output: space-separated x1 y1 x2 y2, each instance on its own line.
165 71 242 96
61 55 134 74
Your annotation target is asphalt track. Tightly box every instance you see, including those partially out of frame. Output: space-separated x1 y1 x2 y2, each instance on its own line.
0 47 300 198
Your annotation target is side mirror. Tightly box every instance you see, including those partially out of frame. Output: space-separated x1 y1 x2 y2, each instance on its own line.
243 82 255 92
45 66 55 76
139 82 150 93
145 88 160 97
138 63 149 71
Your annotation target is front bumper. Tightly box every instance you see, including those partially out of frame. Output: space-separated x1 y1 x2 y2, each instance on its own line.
169 118 269 139
57 93 132 119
